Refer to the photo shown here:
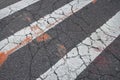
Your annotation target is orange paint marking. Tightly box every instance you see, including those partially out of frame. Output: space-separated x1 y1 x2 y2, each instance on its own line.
31 25 40 31
8 36 32 55
58 44 66 49
0 52 8 66
57 44 67 57
0 8 81 67
31 25 44 35
0 36 32 66
7 36 32 55
25 17 31 22
0 26 40 66
31 24 44 36
20 36 32 45
6 46 18 56
92 0 97 4
36 33 51 42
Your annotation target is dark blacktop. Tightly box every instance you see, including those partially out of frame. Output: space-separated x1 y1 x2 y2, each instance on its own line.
0 0 120 80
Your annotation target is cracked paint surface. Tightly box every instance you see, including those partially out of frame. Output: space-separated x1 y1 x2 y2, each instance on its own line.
36 11 120 80
0 0 40 19
0 0 120 80
0 0 93 66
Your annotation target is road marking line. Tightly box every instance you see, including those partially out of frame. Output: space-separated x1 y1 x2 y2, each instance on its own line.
0 0 40 19
36 11 120 80
0 0 93 66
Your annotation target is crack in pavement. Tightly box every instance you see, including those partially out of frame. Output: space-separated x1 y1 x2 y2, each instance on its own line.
36 11 120 80
0 0 93 66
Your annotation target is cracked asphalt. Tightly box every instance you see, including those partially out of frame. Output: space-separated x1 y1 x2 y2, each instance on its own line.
0 0 120 80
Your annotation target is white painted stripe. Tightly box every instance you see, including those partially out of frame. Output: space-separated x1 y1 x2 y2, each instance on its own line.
0 0 40 19
0 0 92 55
36 11 120 80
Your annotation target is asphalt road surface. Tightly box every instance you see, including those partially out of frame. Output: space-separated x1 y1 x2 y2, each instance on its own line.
0 0 120 80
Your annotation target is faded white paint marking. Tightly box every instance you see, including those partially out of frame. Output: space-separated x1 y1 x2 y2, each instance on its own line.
0 0 40 19
36 11 120 80
0 0 92 56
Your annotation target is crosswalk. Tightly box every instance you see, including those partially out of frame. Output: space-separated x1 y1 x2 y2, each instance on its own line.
36 11 120 80
0 0 120 80
0 0 93 66
0 0 39 19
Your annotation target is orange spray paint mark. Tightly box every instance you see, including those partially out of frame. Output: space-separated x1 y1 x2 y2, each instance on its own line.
31 25 40 31
20 36 32 45
57 44 67 58
0 52 8 66
0 36 32 66
31 25 44 35
25 17 31 22
36 33 51 42
6 46 18 55
0 24 44 66
92 0 97 4
8 36 32 54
